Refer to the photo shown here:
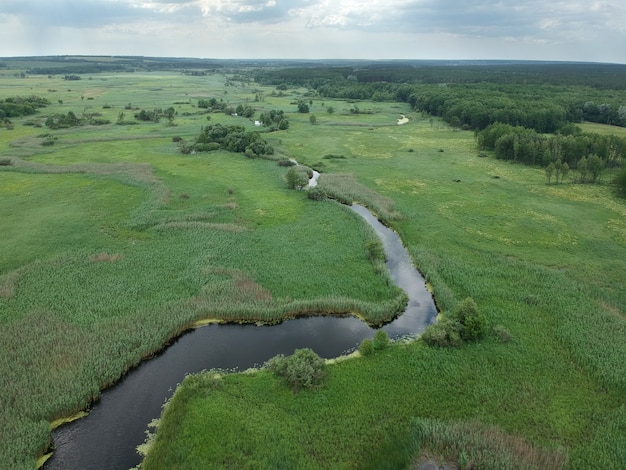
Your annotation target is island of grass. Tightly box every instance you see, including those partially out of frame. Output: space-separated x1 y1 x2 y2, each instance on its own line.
0 58 624 469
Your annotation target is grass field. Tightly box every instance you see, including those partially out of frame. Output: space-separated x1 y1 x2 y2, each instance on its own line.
1 70 625 469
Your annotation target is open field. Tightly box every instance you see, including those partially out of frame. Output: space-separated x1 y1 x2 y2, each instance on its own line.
1 67 625 468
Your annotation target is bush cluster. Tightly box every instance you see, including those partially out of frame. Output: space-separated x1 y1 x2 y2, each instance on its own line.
265 348 326 393
359 330 390 356
183 123 274 158
422 297 487 347
286 166 312 189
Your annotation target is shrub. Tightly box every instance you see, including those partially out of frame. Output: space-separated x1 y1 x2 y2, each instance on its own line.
452 297 487 341
286 166 311 189
358 338 374 356
421 318 463 348
194 142 221 152
373 330 389 350
307 187 326 201
265 348 326 393
0 158 12 166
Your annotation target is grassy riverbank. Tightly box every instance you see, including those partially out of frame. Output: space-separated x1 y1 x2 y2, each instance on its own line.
143 101 626 467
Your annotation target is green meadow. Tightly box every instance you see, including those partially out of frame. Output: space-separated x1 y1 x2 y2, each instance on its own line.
1 67 625 469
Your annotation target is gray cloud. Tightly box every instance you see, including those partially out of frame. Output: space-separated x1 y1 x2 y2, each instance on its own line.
0 0 159 28
290 0 624 41
0 0 624 62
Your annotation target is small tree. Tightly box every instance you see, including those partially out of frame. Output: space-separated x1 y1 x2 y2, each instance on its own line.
297 100 309 113
164 106 176 125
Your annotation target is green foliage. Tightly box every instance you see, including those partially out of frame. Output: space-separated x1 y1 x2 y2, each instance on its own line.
265 348 326 393
421 317 463 348
296 100 309 113
358 338 374 356
613 166 626 197
372 330 389 350
545 162 555 184
492 325 513 343
45 111 82 129
134 108 164 123
366 239 385 263
0 95 48 118
235 103 255 118
197 97 226 111
306 186 326 201
477 123 624 181
286 166 311 189
192 123 273 157
452 298 487 341
259 109 288 130
411 418 568 470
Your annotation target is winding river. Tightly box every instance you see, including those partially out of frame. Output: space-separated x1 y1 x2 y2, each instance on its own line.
44 204 437 470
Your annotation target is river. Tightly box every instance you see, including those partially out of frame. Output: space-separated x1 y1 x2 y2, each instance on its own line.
44 203 437 470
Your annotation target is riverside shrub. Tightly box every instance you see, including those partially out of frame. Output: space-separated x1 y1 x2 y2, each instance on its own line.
421 318 463 348
372 330 389 350
358 338 374 356
265 348 326 393
452 297 487 341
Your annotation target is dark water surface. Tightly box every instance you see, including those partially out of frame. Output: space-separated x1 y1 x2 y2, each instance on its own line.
45 204 437 470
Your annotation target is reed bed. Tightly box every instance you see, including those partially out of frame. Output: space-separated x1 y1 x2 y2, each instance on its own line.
318 173 402 224
411 418 569 470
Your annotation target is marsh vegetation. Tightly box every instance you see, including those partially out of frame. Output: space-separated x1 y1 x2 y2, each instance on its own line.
0 57 625 469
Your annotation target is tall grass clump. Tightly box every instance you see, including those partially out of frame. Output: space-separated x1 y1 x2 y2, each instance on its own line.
411 418 568 470
318 173 402 223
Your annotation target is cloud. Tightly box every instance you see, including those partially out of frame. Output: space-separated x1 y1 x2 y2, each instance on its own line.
0 0 624 62
197 0 311 23
288 0 625 41
0 0 150 28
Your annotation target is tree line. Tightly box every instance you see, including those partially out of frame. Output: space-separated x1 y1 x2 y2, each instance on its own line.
252 64 626 132
476 122 625 184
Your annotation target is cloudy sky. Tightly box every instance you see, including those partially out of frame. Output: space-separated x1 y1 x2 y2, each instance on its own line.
0 0 624 63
